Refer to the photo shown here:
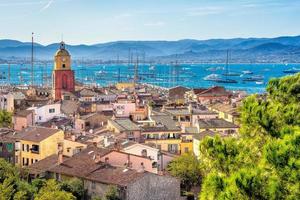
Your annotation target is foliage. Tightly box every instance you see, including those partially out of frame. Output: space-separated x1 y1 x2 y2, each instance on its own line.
198 73 300 199
0 110 12 127
61 178 85 199
167 153 201 191
104 185 121 200
0 159 75 200
35 179 76 200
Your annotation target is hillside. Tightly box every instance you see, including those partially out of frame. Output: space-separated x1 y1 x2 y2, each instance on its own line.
1 36 300 63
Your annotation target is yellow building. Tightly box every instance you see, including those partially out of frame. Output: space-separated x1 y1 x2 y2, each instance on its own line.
63 139 87 157
115 82 135 91
180 134 194 155
208 103 240 124
15 127 64 167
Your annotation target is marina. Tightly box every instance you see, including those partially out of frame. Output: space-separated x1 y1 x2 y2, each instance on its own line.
0 63 298 93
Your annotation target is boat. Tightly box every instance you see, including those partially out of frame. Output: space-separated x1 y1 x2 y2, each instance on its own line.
207 67 217 72
203 74 220 81
149 65 155 71
222 72 241 76
243 75 264 82
256 81 264 85
214 50 238 84
283 67 300 74
242 70 253 75
215 79 237 83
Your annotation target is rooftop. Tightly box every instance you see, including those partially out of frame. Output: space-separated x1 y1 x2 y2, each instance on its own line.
15 127 61 142
197 119 239 129
109 119 141 132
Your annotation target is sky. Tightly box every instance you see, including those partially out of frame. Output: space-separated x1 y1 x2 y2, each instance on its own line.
0 0 299 45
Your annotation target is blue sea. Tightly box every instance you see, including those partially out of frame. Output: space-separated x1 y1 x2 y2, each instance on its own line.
0 63 298 94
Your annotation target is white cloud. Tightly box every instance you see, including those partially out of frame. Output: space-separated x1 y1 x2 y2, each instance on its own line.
40 0 54 12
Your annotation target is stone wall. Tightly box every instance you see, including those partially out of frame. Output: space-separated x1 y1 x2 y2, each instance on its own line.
126 173 181 200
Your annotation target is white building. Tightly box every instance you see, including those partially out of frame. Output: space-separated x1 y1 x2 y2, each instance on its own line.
27 103 62 123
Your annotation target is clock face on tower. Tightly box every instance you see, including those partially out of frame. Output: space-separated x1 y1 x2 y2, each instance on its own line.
61 57 66 62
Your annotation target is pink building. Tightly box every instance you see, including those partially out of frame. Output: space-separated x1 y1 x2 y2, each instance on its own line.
113 102 136 118
100 150 157 174
12 110 34 131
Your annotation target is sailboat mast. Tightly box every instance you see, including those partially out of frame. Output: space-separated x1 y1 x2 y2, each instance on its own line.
31 32 34 87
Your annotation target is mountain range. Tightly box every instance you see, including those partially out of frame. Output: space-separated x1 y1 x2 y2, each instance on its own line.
1 35 300 63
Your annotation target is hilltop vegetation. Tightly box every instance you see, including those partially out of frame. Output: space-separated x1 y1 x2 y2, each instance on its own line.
1 36 300 62
169 73 300 199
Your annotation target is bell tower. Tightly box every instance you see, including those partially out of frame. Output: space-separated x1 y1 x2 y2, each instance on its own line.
52 42 75 101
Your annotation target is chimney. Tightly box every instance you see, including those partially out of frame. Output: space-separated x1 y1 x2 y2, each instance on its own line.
126 154 132 168
57 143 63 165
105 157 109 164
94 153 101 163
71 134 76 141
93 142 97 148
188 103 192 113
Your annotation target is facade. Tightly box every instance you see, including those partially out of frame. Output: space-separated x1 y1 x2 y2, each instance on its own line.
0 93 14 112
122 142 176 171
209 102 240 124
52 42 75 101
0 129 17 164
12 110 35 131
113 102 136 118
14 127 64 167
27 103 61 123
75 113 109 132
107 119 142 142
28 147 181 200
195 118 239 135
168 86 190 105
63 139 87 157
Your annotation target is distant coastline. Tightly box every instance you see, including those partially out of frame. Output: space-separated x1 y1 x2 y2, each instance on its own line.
1 35 300 63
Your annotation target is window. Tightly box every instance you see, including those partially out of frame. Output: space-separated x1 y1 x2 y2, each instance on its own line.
49 108 55 113
31 159 34 164
0 143 2 152
62 64 66 68
26 145 29 152
22 158 25 165
38 116 42 120
184 147 189 153
141 149 147 157
168 144 178 153
6 143 13 152
31 144 39 154
35 159 38 163
152 162 157 168
22 144 25 151
91 181 96 190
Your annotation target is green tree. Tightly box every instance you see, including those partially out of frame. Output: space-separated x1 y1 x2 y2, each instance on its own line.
105 186 121 200
35 179 76 200
167 153 201 191
0 110 12 127
199 73 300 200
61 178 85 199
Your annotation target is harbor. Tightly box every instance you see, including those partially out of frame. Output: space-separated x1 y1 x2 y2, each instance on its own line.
0 62 298 93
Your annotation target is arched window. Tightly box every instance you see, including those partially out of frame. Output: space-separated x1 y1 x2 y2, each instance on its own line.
62 74 68 89
62 64 66 68
141 149 147 157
